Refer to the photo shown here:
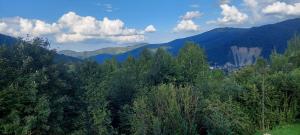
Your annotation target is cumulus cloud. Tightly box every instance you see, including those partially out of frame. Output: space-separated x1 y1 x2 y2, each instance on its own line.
209 4 248 25
0 17 59 37
262 2 300 16
181 11 202 20
242 0 263 23
144 25 156 33
173 11 201 33
173 20 200 32
240 0 300 24
55 33 87 43
0 11 149 44
56 12 144 43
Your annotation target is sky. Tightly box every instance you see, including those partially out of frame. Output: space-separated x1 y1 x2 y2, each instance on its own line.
0 0 300 51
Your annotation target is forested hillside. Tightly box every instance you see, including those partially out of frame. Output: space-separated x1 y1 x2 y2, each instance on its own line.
90 18 300 66
0 36 300 135
0 34 17 46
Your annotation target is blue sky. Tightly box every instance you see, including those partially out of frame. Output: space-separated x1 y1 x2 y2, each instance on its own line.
0 0 300 51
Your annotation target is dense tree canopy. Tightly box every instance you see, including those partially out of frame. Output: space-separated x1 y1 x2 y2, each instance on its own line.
0 36 300 135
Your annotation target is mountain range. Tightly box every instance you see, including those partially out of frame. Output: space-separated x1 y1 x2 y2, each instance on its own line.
63 18 300 66
0 33 17 45
58 43 147 59
2 18 300 66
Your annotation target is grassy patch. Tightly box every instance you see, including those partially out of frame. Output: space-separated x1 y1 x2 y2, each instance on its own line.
256 122 300 135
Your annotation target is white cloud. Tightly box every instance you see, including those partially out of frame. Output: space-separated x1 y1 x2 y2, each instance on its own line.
0 22 7 31
244 0 258 8
210 4 248 25
33 20 60 35
240 0 300 24
56 33 87 43
173 11 201 33
242 0 262 23
144 25 156 33
173 20 200 32
262 2 300 16
0 17 59 37
56 12 144 43
0 11 147 44
181 11 202 20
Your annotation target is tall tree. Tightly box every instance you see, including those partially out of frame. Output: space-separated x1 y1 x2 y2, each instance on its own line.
177 42 208 85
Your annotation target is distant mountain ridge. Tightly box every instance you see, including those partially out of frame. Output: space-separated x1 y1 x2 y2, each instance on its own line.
89 18 300 66
0 34 17 45
58 43 147 59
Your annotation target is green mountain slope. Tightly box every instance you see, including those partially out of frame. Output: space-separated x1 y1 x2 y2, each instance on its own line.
58 43 147 59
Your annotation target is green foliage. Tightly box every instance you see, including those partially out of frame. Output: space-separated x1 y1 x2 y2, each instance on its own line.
0 39 88 134
77 61 113 134
202 98 253 135
130 84 200 135
1 36 300 135
177 42 209 85
285 34 300 68
148 48 177 85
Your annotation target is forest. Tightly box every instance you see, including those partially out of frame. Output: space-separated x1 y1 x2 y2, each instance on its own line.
0 35 300 135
